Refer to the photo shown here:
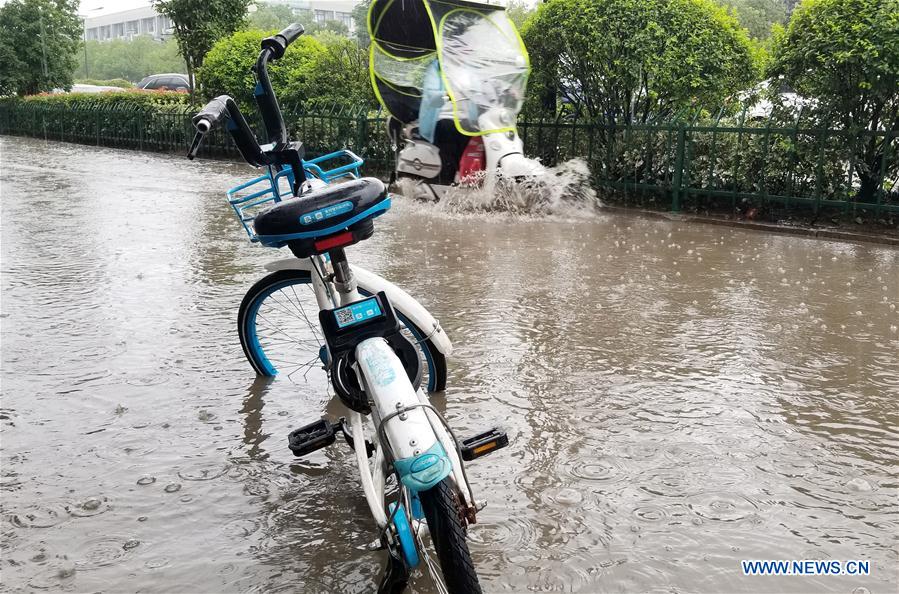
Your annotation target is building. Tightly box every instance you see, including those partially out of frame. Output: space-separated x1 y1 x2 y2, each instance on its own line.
83 1 362 43
261 0 360 34
83 6 174 42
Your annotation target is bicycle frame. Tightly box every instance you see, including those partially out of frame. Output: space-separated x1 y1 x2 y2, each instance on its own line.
300 252 472 530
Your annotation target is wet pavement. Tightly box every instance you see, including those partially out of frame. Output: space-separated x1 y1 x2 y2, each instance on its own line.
1 136 898 593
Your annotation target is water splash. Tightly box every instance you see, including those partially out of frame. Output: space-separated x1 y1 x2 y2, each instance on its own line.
395 158 598 216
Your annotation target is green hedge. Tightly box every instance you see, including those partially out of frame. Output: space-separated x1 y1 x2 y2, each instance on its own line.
20 88 189 109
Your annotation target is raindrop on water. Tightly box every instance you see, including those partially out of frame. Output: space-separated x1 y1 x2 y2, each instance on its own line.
81 498 102 511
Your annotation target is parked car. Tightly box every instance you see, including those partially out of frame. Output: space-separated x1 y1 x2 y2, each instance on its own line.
734 79 816 121
137 74 191 92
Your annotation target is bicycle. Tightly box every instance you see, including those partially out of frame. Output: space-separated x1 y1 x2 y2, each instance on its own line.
186 24 508 594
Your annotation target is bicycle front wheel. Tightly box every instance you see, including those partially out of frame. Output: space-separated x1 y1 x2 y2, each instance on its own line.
419 477 482 594
237 269 447 391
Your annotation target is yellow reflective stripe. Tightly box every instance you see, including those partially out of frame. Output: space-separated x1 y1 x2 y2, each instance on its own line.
369 44 394 117
472 441 497 455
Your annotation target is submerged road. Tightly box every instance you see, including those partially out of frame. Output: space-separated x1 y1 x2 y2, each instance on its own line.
1 136 897 593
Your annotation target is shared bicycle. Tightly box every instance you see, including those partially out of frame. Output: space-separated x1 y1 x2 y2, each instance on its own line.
187 24 508 594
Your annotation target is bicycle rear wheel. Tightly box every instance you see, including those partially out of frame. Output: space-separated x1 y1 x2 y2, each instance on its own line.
418 477 482 594
237 269 447 391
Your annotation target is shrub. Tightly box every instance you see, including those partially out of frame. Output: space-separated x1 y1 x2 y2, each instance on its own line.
196 29 325 108
197 29 376 115
769 0 899 202
522 0 763 123
286 32 376 112
21 88 189 108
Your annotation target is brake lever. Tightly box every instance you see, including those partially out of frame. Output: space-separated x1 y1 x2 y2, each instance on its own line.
187 130 205 160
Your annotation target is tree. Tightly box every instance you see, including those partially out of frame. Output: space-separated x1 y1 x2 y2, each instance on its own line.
318 19 350 36
522 0 762 123
719 0 787 39
506 0 536 29
351 0 372 47
152 0 252 90
74 36 186 82
247 2 295 31
0 0 81 96
770 0 899 201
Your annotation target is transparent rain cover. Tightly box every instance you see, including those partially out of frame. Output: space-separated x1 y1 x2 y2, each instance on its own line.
436 6 529 135
372 43 434 92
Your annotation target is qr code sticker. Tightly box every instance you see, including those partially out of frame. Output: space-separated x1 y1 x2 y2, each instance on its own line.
336 308 355 326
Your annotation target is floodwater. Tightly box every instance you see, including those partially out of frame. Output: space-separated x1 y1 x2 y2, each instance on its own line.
1 136 897 594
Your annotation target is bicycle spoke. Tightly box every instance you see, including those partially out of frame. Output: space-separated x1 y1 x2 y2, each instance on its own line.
264 292 315 326
286 355 322 381
289 285 324 341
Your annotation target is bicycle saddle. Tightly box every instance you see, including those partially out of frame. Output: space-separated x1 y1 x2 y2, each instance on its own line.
253 177 390 257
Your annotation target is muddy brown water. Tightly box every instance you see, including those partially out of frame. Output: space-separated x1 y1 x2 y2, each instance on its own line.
1 136 897 593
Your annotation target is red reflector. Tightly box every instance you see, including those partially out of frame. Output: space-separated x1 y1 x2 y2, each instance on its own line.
314 231 354 251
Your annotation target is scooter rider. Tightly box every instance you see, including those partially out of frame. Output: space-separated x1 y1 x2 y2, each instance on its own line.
419 59 469 184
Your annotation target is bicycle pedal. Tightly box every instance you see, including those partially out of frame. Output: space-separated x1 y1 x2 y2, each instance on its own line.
287 418 337 457
460 428 509 461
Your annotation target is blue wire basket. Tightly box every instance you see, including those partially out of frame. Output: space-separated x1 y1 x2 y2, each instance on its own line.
227 149 365 242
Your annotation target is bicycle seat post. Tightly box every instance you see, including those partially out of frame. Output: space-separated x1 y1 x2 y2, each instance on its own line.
329 249 357 297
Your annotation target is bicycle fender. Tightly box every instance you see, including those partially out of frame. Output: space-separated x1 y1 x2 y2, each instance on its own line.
356 338 451 491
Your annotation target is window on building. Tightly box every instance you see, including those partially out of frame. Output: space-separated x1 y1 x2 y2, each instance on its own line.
314 9 334 22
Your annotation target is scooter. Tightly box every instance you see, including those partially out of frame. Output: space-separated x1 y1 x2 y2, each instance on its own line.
369 0 545 200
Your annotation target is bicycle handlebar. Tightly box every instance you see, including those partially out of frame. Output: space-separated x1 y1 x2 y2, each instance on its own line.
261 23 305 60
192 96 229 132
187 95 269 166
188 22 307 174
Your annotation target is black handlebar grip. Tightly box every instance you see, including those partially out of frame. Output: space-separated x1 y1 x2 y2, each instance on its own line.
261 22 305 60
192 95 230 131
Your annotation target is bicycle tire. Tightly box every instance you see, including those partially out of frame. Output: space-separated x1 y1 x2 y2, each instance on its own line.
237 269 447 391
419 477 482 594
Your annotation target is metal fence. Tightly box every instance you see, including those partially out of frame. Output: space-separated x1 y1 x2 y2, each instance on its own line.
520 109 898 217
0 101 395 177
1 100 896 217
